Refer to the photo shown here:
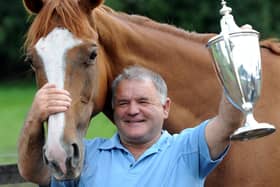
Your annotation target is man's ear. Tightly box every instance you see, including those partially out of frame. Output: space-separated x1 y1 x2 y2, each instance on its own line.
163 98 171 119
23 0 43 14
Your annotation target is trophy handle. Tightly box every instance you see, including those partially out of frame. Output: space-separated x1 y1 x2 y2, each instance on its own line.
221 13 248 110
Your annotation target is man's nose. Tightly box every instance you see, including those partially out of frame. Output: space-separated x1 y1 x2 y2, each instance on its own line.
126 102 140 115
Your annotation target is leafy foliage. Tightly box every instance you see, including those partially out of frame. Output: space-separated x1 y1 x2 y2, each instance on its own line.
0 2 30 80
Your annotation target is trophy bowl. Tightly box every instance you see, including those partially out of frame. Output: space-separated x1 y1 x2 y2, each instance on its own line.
207 0 276 141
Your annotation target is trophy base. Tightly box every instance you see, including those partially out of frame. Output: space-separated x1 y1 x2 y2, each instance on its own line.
230 123 276 141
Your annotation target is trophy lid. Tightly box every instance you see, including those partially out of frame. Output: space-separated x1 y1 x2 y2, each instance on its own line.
219 0 241 34
207 0 258 45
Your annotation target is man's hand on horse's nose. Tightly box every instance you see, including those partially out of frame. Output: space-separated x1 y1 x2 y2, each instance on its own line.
31 83 72 122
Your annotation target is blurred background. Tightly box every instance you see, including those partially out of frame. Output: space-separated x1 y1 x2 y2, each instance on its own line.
0 0 279 186
1 0 280 82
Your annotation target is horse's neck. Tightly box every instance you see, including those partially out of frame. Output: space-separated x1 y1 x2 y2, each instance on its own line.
94 6 215 49
101 6 216 43
93 6 215 80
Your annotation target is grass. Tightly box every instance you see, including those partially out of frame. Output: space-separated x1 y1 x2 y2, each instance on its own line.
0 81 36 164
0 80 116 165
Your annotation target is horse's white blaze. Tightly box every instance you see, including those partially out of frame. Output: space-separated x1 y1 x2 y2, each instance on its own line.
35 28 82 172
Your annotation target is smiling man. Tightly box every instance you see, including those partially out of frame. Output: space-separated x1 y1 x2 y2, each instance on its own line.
19 65 243 186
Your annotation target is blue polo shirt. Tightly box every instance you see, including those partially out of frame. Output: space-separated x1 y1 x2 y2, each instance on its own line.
51 120 228 187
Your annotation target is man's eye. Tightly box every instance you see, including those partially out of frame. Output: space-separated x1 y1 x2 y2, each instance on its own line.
139 100 150 105
118 102 128 106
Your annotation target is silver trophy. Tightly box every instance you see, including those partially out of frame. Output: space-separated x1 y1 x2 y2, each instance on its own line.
207 0 276 140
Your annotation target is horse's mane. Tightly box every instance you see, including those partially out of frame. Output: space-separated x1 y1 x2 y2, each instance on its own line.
100 5 216 44
24 0 98 51
25 1 280 55
100 6 280 53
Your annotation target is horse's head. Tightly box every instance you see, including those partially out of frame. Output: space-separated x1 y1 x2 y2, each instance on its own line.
23 0 108 180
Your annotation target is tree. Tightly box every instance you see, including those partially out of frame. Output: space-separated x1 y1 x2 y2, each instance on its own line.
0 1 30 80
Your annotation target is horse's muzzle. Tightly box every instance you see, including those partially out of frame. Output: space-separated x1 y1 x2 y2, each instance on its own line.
43 142 83 180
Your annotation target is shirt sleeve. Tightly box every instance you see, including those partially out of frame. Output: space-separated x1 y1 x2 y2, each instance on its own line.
198 120 230 178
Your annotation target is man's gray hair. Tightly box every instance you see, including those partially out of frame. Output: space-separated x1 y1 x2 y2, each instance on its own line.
111 66 168 106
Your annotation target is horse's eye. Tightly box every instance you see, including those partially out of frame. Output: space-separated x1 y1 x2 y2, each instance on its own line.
24 56 36 71
89 50 97 60
85 47 97 65
24 55 32 64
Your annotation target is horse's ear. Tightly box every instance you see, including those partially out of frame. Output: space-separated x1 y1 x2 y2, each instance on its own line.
23 0 43 14
80 0 104 11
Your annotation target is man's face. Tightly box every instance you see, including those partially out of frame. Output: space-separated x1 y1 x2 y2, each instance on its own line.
113 79 170 145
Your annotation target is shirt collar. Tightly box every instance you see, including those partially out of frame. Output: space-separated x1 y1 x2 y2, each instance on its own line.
98 130 171 152
98 133 125 151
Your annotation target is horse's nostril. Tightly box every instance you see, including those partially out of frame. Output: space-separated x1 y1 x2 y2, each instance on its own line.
71 143 80 168
49 160 64 177
42 147 49 165
50 160 59 171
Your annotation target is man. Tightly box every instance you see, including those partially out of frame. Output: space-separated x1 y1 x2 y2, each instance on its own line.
18 66 243 186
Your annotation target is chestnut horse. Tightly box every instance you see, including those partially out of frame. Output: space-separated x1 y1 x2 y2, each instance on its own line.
19 0 280 186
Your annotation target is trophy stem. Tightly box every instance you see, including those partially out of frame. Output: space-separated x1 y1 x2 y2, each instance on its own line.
230 112 276 141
